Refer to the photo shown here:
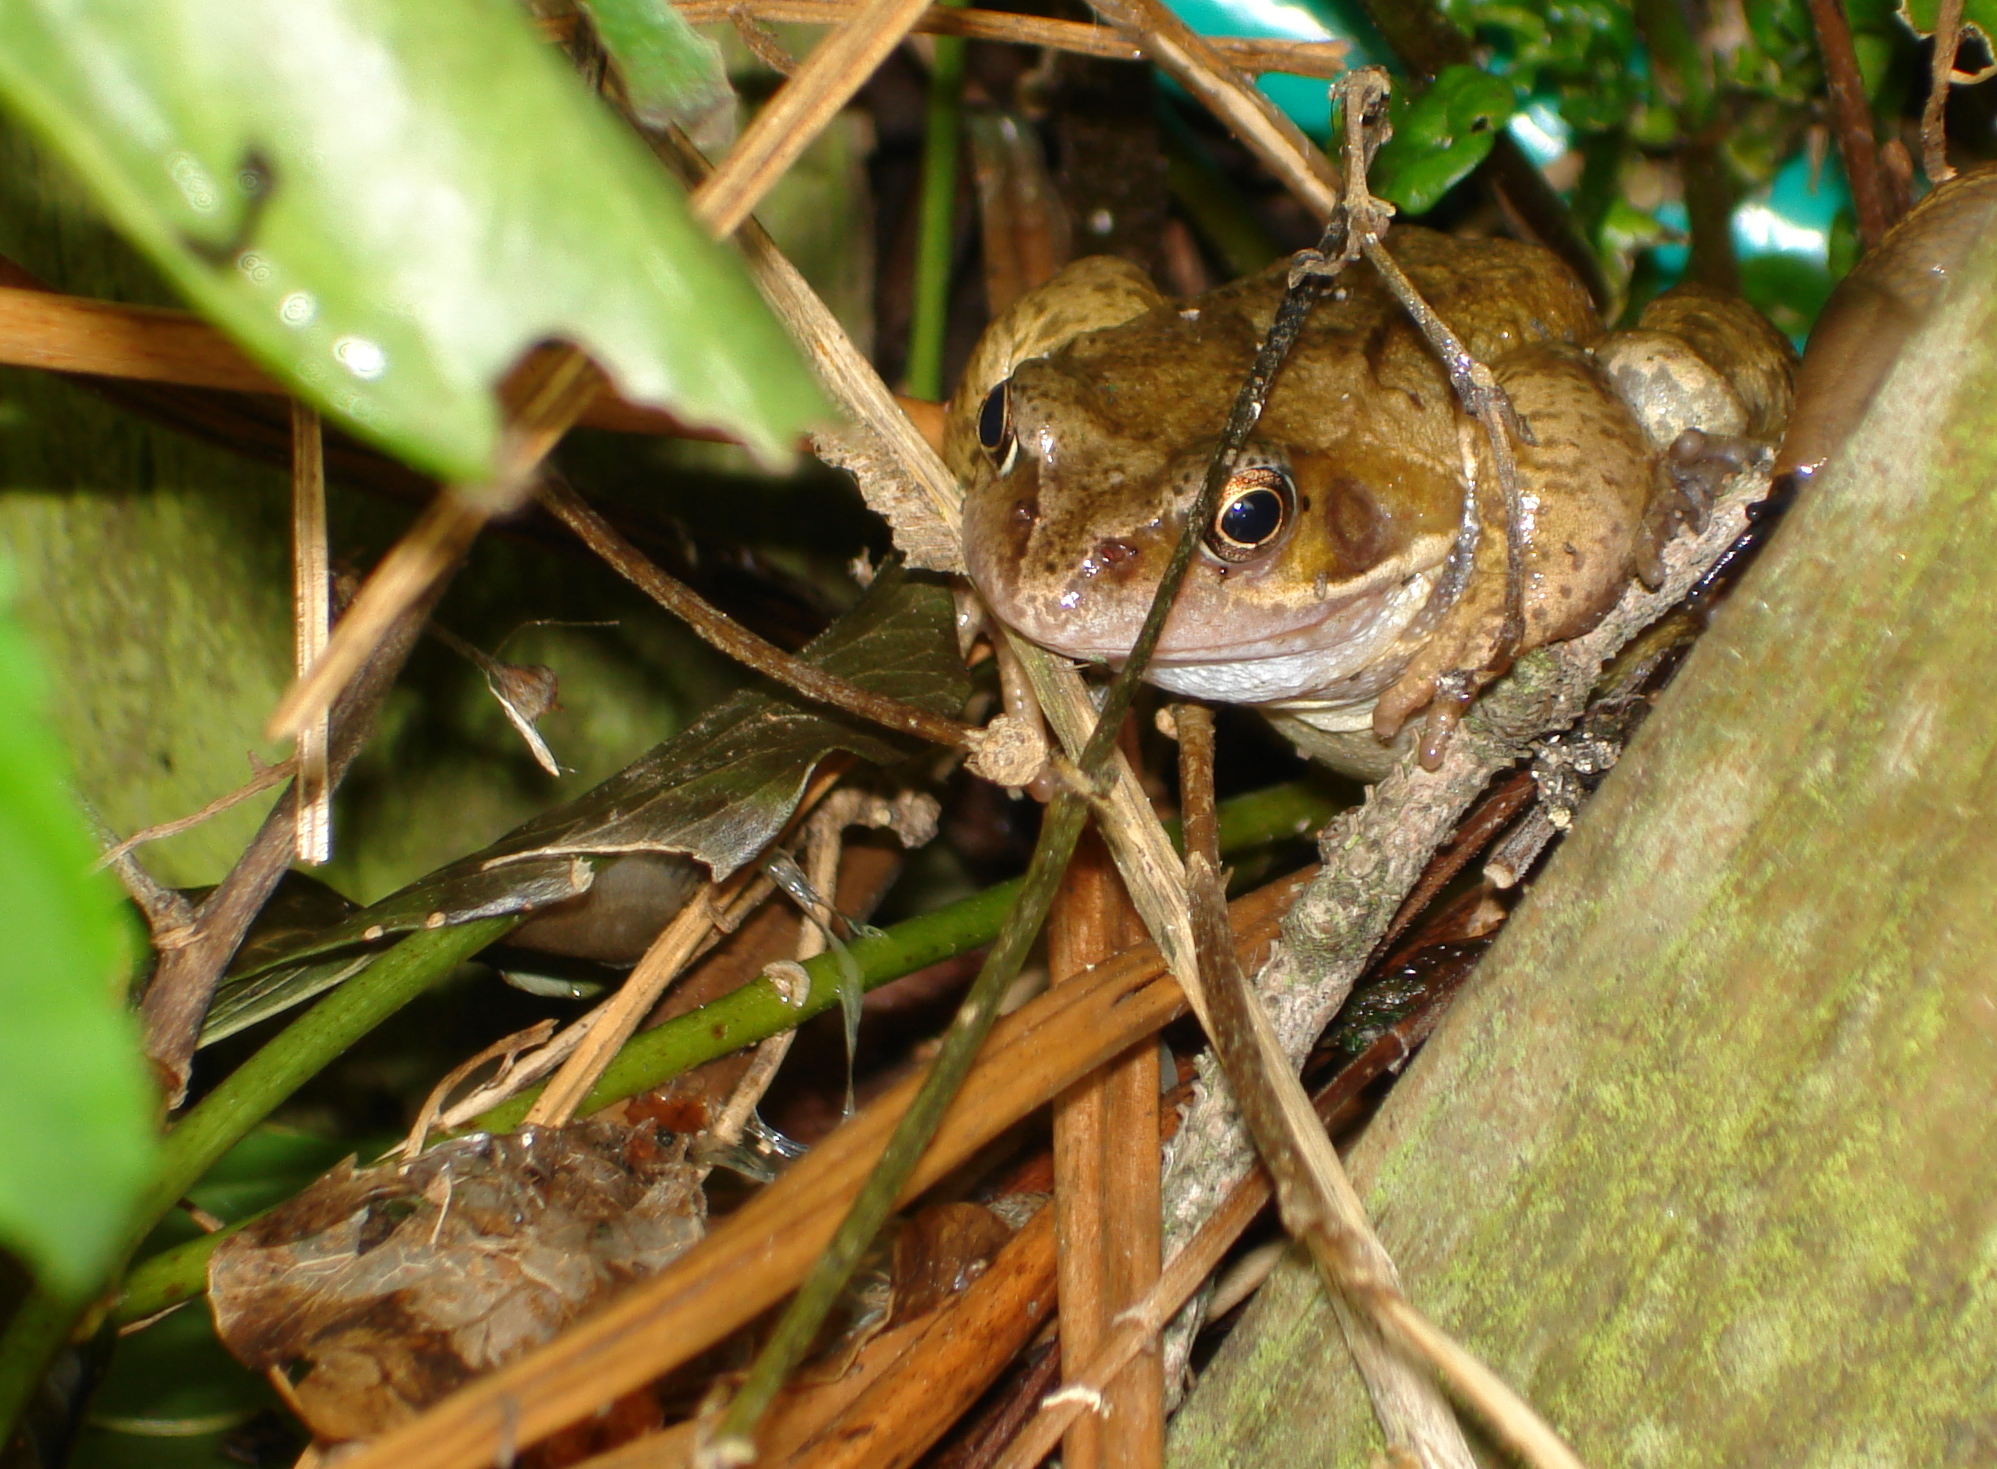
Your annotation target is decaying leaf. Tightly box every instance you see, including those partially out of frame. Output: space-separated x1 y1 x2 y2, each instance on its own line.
208 1119 704 1442
811 424 966 575
201 566 966 1041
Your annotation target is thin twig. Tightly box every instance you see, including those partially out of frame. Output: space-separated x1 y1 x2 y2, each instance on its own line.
690 0 937 239
290 402 332 865
1923 0 1965 184
535 475 976 751
1086 0 1339 221
95 759 293 869
1805 0 1890 248
1177 703 1484 1469
672 0 1350 77
652 127 965 573
139 574 455 1102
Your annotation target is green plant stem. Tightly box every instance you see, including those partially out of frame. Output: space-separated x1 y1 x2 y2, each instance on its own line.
905 15 967 401
108 781 1338 1328
0 916 514 1443
712 788 1091 1455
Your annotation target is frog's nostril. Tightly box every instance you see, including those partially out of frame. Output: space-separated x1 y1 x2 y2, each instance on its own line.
1096 537 1139 566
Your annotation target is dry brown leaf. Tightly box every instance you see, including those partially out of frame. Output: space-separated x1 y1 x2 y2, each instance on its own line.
208 1121 705 1442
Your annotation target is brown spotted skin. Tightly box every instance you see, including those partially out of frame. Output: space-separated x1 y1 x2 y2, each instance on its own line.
949 227 1796 769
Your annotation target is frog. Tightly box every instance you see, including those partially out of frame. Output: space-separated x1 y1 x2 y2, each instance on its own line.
947 227 1796 778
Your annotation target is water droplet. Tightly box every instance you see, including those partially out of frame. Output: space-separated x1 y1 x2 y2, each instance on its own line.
166 152 217 212
334 335 387 380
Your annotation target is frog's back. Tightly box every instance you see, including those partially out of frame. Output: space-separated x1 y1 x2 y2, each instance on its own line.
1191 226 1602 363
1033 228 1606 467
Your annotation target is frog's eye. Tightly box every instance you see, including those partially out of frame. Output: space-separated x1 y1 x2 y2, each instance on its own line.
978 381 1019 475
1206 468 1293 563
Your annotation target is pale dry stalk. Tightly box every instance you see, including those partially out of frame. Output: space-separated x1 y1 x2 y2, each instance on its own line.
672 0 1349 77
1086 0 1338 220
290 401 332 865
524 888 726 1128
689 0 937 238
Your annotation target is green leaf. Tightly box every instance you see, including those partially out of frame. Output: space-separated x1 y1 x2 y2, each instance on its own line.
0 0 827 481
1370 66 1517 215
578 0 730 129
202 565 969 1039
0 563 157 1298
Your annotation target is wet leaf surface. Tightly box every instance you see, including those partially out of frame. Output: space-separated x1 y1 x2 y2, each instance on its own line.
0 0 824 479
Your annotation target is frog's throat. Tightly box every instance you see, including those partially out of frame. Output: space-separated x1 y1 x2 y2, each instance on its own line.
1123 534 1455 708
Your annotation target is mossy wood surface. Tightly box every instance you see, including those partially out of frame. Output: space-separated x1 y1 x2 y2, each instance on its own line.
1170 251 1997 1466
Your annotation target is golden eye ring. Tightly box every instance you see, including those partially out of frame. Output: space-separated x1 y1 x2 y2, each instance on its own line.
978 381 1019 475
1205 466 1293 563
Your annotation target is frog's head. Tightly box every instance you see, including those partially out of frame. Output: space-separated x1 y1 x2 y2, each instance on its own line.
948 255 1463 710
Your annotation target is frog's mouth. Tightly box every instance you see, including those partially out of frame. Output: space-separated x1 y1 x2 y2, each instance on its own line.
982 532 1455 708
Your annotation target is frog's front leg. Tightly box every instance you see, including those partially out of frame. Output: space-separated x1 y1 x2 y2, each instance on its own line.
1371 343 1662 749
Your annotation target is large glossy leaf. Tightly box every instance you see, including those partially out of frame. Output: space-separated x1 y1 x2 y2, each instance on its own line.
0 566 157 1297
0 0 826 481
203 566 967 1040
1371 66 1516 215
